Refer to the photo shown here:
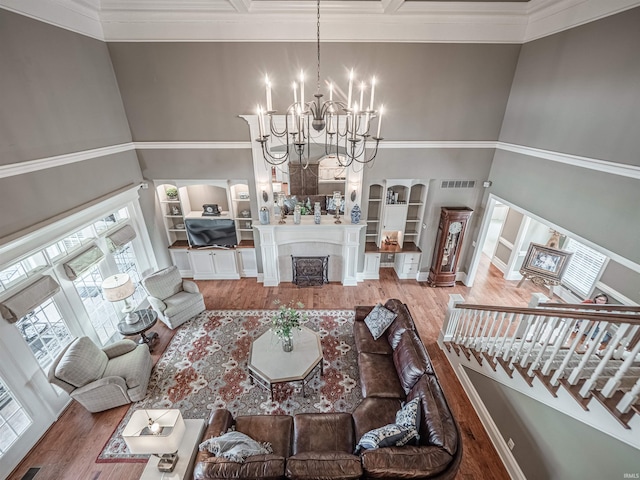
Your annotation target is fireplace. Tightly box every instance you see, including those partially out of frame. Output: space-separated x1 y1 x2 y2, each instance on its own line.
292 256 329 287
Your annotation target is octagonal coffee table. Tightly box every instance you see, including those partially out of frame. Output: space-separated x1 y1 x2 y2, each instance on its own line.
248 326 323 401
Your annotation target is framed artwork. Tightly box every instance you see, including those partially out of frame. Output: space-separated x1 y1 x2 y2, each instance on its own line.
520 243 572 283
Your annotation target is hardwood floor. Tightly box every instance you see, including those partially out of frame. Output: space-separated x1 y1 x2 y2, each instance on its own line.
9 256 542 480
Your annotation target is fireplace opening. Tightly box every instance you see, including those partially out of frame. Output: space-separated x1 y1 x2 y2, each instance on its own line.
291 256 329 287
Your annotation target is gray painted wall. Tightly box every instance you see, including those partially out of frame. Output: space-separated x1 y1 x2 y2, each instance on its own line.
465 367 640 480
0 10 132 165
107 42 520 142
499 8 640 167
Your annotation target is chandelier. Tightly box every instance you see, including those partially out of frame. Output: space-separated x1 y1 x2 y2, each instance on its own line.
255 0 383 168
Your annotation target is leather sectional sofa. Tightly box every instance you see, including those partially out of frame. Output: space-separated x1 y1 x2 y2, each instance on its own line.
193 299 462 480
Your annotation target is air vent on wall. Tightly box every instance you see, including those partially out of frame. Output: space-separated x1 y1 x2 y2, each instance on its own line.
441 180 476 189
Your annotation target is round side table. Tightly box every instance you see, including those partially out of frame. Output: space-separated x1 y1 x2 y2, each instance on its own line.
117 309 159 351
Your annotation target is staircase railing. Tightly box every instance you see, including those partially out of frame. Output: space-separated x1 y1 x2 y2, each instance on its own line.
440 294 640 427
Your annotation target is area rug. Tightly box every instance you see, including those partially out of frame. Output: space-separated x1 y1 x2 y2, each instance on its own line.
97 309 360 462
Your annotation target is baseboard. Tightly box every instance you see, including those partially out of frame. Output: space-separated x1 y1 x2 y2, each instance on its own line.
416 271 429 282
456 365 527 480
491 257 507 274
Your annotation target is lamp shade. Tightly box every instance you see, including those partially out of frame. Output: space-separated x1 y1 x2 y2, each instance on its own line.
102 273 135 302
122 409 186 455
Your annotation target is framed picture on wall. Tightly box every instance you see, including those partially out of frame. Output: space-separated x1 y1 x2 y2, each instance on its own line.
520 243 572 282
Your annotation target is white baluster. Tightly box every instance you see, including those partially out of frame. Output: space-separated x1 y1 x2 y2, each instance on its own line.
510 314 535 368
551 318 591 386
497 313 517 361
567 321 608 386
541 318 573 376
579 323 629 397
528 316 560 376
601 334 640 398
616 377 640 414
488 311 507 356
520 315 546 368
614 324 639 359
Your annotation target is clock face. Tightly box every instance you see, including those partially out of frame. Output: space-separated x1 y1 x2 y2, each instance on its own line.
449 221 463 235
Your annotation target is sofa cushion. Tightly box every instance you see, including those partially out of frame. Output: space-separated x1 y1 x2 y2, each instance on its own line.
407 375 458 456
236 415 293 458
364 304 397 340
352 397 403 442
286 452 362 480
354 423 419 454
353 320 393 355
358 352 405 399
164 290 203 316
293 413 355 455
193 454 285 480
360 445 454 479
102 344 149 389
383 300 416 349
142 266 182 300
393 330 433 394
355 306 374 322
55 337 108 388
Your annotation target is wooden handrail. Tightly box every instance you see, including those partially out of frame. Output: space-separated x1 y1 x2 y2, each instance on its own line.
538 302 640 313
456 304 640 325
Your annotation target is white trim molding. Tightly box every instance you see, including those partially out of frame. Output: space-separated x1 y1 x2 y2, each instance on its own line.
133 141 251 150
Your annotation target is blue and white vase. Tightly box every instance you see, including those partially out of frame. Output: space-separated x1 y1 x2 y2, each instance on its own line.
314 202 322 224
259 207 270 225
351 204 362 224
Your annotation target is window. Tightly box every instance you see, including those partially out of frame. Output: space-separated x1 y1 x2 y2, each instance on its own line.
561 238 608 298
15 299 72 370
0 378 31 457
112 242 145 308
93 208 129 234
46 226 96 262
0 253 48 292
74 267 120 345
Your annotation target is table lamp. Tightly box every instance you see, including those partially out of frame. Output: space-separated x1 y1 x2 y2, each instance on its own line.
123 409 186 472
102 273 138 324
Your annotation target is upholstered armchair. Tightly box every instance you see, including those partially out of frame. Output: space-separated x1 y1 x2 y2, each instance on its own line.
142 266 205 329
48 336 153 413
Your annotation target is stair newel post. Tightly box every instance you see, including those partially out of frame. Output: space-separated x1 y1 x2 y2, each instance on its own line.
542 317 574 376
579 323 630 398
551 317 594 386
567 322 609 386
601 336 640 398
441 294 465 343
528 292 550 308
617 377 640 414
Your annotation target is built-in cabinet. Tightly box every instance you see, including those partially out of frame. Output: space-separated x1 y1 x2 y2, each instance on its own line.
394 252 422 279
154 180 256 280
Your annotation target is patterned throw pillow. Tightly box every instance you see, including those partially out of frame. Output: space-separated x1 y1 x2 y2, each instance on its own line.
364 303 397 340
354 423 419 454
395 397 421 434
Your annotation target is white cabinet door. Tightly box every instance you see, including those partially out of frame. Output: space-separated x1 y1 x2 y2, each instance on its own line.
211 250 240 279
382 204 408 231
363 253 381 279
190 250 216 279
394 252 421 280
237 248 257 277
169 249 193 278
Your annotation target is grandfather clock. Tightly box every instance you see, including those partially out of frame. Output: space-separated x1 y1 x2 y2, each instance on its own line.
428 207 473 287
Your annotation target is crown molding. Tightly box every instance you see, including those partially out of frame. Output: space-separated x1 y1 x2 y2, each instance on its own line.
4 0 639 43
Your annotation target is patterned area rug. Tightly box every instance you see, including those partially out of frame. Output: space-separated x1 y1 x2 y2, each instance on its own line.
97 309 360 462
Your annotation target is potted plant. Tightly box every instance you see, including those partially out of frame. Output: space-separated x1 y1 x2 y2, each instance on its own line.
271 299 307 351
166 187 178 200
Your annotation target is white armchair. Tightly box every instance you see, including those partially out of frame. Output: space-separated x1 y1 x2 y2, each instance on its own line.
142 266 205 329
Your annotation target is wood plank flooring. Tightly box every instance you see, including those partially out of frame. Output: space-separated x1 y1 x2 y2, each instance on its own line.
8 257 542 480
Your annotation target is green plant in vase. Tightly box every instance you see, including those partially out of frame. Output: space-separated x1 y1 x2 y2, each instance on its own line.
166 187 178 200
271 299 307 352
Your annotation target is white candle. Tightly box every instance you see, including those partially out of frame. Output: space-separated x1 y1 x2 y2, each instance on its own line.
265 75 272 111
359 82 365 112
377 106 383 138
257 105 265 137
352 103 358 139
329 82 333 101
299 70 304 107
369 77 376 111
347 69 354 109
293 82 298 106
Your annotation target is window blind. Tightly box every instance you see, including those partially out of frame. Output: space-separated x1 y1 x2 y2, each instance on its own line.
0 275 61 324
63 245 104 281
561 238 607 298
106 224 136 252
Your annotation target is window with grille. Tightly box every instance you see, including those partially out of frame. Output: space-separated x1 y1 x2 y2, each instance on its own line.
0 252 49 292
15 299 72 370
0 377 31 457
112 242 145 308
561 238 608 298
74 267 121 345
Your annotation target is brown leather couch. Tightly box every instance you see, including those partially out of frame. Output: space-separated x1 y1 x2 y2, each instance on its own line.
194 299 461 480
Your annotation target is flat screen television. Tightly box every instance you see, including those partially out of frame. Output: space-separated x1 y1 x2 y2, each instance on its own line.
185 218 238 248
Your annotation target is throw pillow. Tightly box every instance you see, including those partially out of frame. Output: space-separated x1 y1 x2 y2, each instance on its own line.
199 431 273 463
364 303 397 340
395 398 421 435
354 423 419 454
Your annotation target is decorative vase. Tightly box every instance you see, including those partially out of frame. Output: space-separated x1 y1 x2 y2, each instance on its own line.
314 202 321 224
294 204 301 224
259 207 270 225
351 204 361 224
281 334 293 352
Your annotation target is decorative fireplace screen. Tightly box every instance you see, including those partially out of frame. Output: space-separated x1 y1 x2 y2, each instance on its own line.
291 256 329 287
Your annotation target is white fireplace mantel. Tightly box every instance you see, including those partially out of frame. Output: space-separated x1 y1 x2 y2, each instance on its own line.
254 217 365 286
